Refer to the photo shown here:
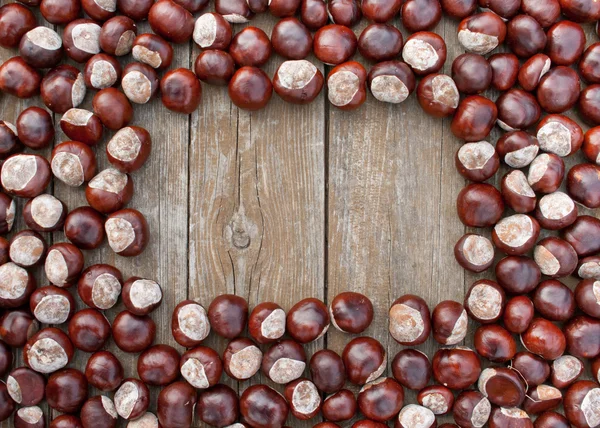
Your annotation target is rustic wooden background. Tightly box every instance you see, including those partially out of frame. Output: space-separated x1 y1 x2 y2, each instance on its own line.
1 2 600 426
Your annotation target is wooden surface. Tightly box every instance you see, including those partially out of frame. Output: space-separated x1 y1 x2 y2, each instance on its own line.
1 3 600 427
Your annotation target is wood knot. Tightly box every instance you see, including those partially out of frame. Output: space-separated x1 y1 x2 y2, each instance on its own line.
224 207 257 250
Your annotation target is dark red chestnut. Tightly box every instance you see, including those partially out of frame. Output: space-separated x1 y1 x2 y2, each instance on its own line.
196 384 239 426
148 0 193 43
0 193 14 235
580 43 600 84
8 230 46 268
229 66 272 110
16 107 54 150
0 341 11 377
80 396 117 428
564 381 600 428
248 301 285 344
507 14 547 58
357 377 403 422
535 114 583 157
546 21 585 66
0 262 35 308
565 216 600 257
157 381 196 428
454 234 494 273
440 0 476 19
452 390 491 427
85 168 133 214
528 153 565 193
451 96 497 142
579 84 600 126
132 33 173 69
361 0 402 22
519 54 551 92
503 296 535 334
121 62 158 105
60 109 103 146
478 367 526 407
121 277 162 315
417 385 454 415
84 351 123 391
239 384 288 428
534 237 578 278
229 27 271 67
401 0 441 32
560 0 600 22
575 279 600 318
112 310 155 353
45 368 87 412
40 0 80 24
522 317 566 360
137 344 180 386
457 12 506 55
64 207 105 250
194 50 235 86
19 26 63 69
432 300 468 346
551 355 583 389
0 120 21 160
193 13 232 50
322 389 357 421
388 295 430 345
358 24 402 62
496 89 541 131
533 279 575 321
271 17 312 60
496 131 539 169
310 349 345 393
262 339 306 384
92 88 133 130
0 310 38 346
313 24 357 65
564 316 600 359
287 297 329 343
327 61 367 110
23 194 67 233
269 0 301 16
492 214 540 255
474 324 516 362
44 243 84 287
0 3 36 48
367 61 415 104
521 0 560 27
464 279 505 324
327 0 360 26
100 16 136 56
567 164 600 208
489 407 533 427
68 308 111 352
0 57 41 98
511 351 550 387
535 192 577 230
534 411 569 428
501 171 536 213
6 367 45 406
329 291 373 334
301 0 328 29
160 68 201 114
105 208 148 257
577 255 600 279
583 126 600 164
456 141 499 182
49 415 83 428
63 19 101 63
284 378 321 420
392 349 431 390
273 60 323 104
14 405 45 428
171 300 210 347
488 53 519 91
215 0 253 23
452 53 492 95
114 378 150 420
208 294 248 339
537 66 580 114
402 31 446 76
30 285 75 325
106 126 151 173
343 337 386 385
77 264 123 310
180 346 222 389
416 73 459 118
456 183 504 227
81 0 116 21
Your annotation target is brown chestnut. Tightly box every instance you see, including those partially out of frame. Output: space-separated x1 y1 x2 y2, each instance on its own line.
121 277 162 315
343 337 386 385
489 53 519 92
512 351 550 387
502 170 536 213
546 20 585 66
563 215 600 255
489 407 533 428
327 61 367 110
239 384 288 428
0 309 38 346
327 0 360 26
160 68 201 114
522 317 566 360
535 192 577 230
565 316 600 359
528 153 565 193
45 368 87 412
19 26 63 69
492 214 540 255
551 355 583 389
454 234 494 273
49 415 83 428
392 349 431 390
358 24 402 62
367 61 415 104
171 300 210 347
389 294 431 345
567 163 600 208
273 60 324 104
474 324 516 362
44 242 84 287
132 33 173 69
180 346 222 389
329 291 373 334
521 0 560 27
272 17 313 60
208 294 248 338
60 109 103 146
64 206 105 250
262 339 305 384
496 89 541 132
533 279 575 321
496 131 539 169
456 183 504 228
92 88 133 130
157 381 196 428
431 300 468 346
121 63 158 105
84 351 123 391
148 0 193 43
80 396 117 428
6 367 45 406
464 279 505 324
455 141 499 182
0 341 12 377
301 0 327 29
106 126 151 173
196 384 239 426
401 0 441 32
452 53 492 95
114 378 150 420
287 297 329 343
0 120 21 159
63 19 101 63
23 194 67 233
478 367 526 407
77 264 123 310
314 24 357 65
310 349 345 393
361 0 401 22
457 12 506 55
16 107 54 150
9 230 46 268
564 381 600 428
215 0 253 23
51 141 97 187
578 84 600 126
100 16 136 56
416 73 459 118
417 385 454 415
357 377 403 422
534 236 578 278
40 0 80 25
138 344 180 386
105 208 148 257
452 390 491 427
30 285 75 324
503 296 535 334
322 389 357 421
577 255 600 279
507 14 547 58
0 57 41 98
402 31 446 76
194 50 235 86
536 114 583 157
85 168 133 214
451 96 497 142
248 301 285 344
0 3 36 48
68 308 111 352
0 262 35 308
112 310 155 353
0 193 14 235
285 378 322 420
519 54 552 91
537 66 581 114
193 13 232 50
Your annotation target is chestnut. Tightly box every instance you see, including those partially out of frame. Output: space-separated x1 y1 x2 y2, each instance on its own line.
478 367 526 407
14 406 44 428
301 0 328 29
272 22 312 62
578 255 600 279
493 214 540 255
535 192 577 230
248 301 285 344
584 126 600 164
9 230 46 268
396 405 436 428
322 389 357 421
0 382 14 422
44 243 84 287
565 216 600 257
357 377 403 422
401 0 441 32
6 367 45 406
488 53 519 92
112 310 155 353
501 171 537 213
114 378 150 420
16 107 54 150
23 194 67 233
0 57 41 98
528 153 565 193
329 291 373 333
309 350 345 393
452 391 491 428
489 407 533 428
84 351 123 391
507 14 547 58
0 310 38 346
564 316 600 359
81 0 116 21
567 164 600 208
0 3 36 48
196 384 239 426
30 285 75 324
50 415 83 428
148 0 193 43
63 19 101 63
576 279 600 318
45 368 87 412
343 337 386 385
431 300 467 345
229 27 271 68
496 89 541 131
452 53 492 95
536 114 583 157
534 237 578 278
454 234 494 273
392 349 431 390
215 0 253 23
503 296 535 334
522 318 566 360
451 96 497 142
455 141 499 182
551 355 583 389
273 60 323 104
327 61 367 110
327 0 360 26
580 43 600 85
51 140 97 187
521 0 560 27
0 262 35 308
80 396 118 428
137 344 180 386
157 381 197 427
121 277 161 315
474 324 516 362
361 0 401 22
532 279 575 321
121 63 158 105
389 295 431 345
86 168 133 214
19 27 63 69
0 238 7 266
465 279 505 323
106 126 151 174
285 378 322 420
180 346 222 389
433 347 481 390
194 50 235 86
417 385 454 415
64 207 105 250
92 88 133 130
160 68 201 114
105 208 148 257
286 297 329 343
206 294 247 338
125 413 157 428
40 0 80 24
402 31 446 76
546 21 585 66
0 120 21 159
368 61 415 104
564 381 600 428
416 73 459 118
239 384 288 428
60 109 103 146
313 24 357 65
193 13 232 50
457 12 506 55
77 264 123 310
0 193 14 235
535 411 569 428
132 33 173 69
100 16 136 56
0 341 11 377
171 300 210 347
537 66 581 114
68 309 111 352
457 183 504 228
358 24 402 63
560 0 600 22
511 351 550 387
579 84 600 126
519 54 551 91
262 339 306 384
440 0 476 18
